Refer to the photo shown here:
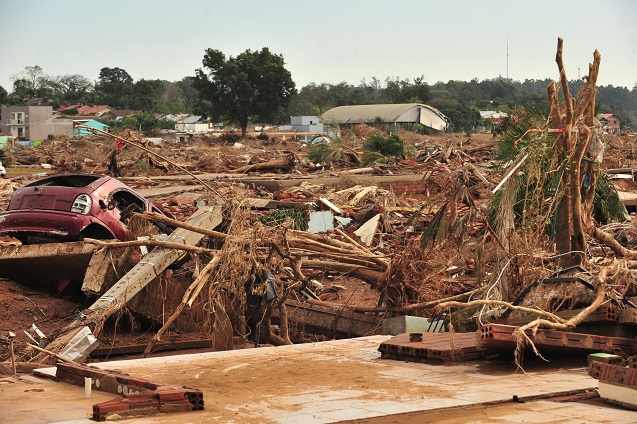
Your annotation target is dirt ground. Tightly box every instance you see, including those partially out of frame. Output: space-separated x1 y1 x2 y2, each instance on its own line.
0 278 83 362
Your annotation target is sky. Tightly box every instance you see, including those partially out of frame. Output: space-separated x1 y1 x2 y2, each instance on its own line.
1 0 636 92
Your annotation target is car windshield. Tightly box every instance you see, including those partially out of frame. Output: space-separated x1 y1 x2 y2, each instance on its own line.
26 175 102 188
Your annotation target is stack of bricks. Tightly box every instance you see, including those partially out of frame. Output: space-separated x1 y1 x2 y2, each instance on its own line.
588 353 637 409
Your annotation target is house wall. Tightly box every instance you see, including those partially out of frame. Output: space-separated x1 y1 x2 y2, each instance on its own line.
1 106 30 137
36 118 73 139
95 107 114 117
294 124 328 133
175 123 211 133
600 115 621 133
1 106 73 139
291 116 320 126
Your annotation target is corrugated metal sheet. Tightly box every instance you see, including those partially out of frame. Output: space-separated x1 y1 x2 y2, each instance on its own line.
182 115 202 124
320 103 448 131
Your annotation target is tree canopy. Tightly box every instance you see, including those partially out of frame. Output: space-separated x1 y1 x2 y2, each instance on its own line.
193 47 296 136
95 67 134 109
131 79 166 111
52 74 94 105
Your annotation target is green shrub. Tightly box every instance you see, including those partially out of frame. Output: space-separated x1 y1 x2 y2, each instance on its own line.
362 133 405 165
308 143 342 164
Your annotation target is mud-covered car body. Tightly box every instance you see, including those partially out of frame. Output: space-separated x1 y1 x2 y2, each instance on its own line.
0 174 168 244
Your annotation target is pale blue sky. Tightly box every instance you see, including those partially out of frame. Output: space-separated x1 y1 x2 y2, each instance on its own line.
1 0 635 92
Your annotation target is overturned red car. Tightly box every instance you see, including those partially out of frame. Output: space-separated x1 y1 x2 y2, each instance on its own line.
0 174 169 244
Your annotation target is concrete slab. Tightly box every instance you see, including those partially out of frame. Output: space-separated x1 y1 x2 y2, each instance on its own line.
0 241 96 285
25 335 629 423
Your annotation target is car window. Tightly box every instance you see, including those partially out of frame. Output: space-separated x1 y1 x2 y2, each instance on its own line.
28 175 102 188
110 189 146 224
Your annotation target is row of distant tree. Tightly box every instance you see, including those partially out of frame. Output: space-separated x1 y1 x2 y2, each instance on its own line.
1 53 636 134
287 78 637 131
0 65 199 114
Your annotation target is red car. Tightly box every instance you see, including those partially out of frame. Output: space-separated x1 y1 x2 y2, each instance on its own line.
0 174 170 244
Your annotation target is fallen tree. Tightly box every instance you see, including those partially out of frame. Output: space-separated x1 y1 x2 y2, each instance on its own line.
230 153 296 173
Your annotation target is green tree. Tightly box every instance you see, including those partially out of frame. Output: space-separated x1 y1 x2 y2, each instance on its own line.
429 99 481 132
0 85 7 104
115 112 175 132
384 76 431 104
22 65 44 88
176 77 199 112
95 67 134 109
287 82 334 116
132 79 166 111
194 47 296 137
12 79 36 99
52 74 94 104
11 65 56 101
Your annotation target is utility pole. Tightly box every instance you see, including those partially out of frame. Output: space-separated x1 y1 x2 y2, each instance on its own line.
506 33 509 80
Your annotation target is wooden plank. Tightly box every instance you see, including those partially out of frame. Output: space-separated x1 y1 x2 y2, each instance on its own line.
81 246 134 297
90 338 214 357
274 299 383 338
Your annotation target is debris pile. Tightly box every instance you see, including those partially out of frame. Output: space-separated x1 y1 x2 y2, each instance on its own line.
2 36 637 418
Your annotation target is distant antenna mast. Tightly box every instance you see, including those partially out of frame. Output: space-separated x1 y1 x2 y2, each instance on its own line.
506 33 509 80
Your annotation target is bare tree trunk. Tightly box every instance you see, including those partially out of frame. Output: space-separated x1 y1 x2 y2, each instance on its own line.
549 38 601 267
548 81 572 266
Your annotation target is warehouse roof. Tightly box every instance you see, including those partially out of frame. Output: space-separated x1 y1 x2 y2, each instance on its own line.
321 103 448 131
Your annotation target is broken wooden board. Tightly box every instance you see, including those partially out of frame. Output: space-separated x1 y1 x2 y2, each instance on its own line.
617 191 637 210
354 214 380 246
0 241 97 286
56 362 176 393
31 206 223 363
81 246 135 297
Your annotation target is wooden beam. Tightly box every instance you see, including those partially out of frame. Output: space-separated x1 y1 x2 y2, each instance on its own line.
87 207 221 313
31 206 223 364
